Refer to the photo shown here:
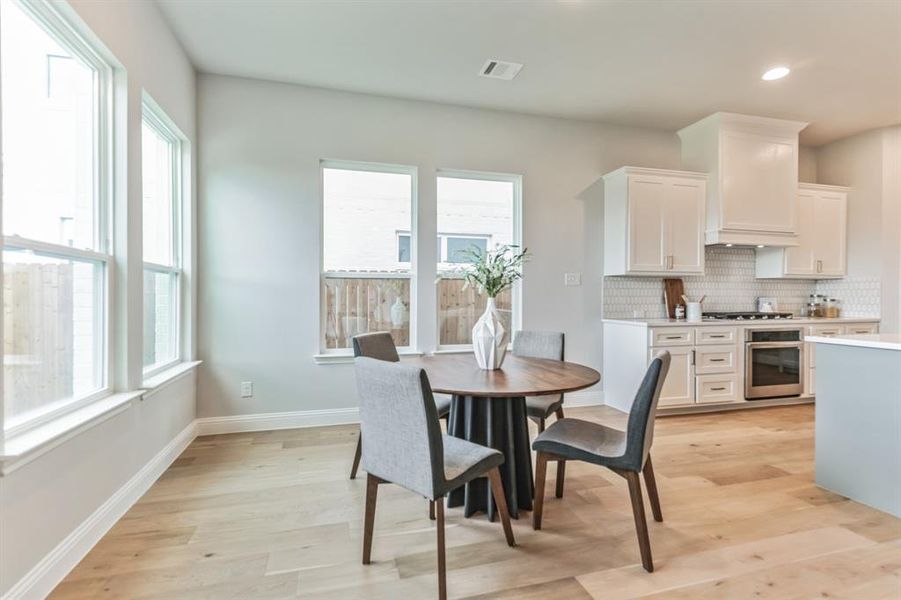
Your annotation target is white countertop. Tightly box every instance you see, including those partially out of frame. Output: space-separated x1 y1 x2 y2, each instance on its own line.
603 316 880 328
806 333 901 351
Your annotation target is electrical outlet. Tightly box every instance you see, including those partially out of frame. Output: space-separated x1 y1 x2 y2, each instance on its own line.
564 272 582 287
240 381 253 398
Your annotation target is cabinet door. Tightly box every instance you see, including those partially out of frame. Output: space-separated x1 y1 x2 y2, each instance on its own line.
784 190 816 276
666 179 705 273
627 176 667 272
813 191 847 277
655 347 695 407
720 131 797 233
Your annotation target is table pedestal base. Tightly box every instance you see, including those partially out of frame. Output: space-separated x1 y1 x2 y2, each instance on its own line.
446 395 534 520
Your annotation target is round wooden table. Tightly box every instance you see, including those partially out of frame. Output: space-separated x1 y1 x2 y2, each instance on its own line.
402 353 600 520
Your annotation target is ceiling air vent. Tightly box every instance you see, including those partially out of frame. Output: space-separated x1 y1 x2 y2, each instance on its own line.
479 59 523 81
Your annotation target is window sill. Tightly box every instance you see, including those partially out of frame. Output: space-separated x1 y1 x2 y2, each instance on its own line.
431 348 474 355
313 350 423 365
142 360 202 393
1 390 144 475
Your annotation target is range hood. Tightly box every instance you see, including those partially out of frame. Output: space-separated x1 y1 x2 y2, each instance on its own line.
678 112 808 247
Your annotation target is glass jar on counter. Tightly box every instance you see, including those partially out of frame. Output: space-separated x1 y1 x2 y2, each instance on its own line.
824 298 841 318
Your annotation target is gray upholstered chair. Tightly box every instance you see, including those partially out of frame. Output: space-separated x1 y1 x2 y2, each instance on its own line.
512 331 566 433
349 332 451 479
355 357 516 600
531 351 671 573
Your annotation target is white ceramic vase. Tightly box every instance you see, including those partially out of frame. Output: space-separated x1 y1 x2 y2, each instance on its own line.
472 297 508 370
390 297 406 328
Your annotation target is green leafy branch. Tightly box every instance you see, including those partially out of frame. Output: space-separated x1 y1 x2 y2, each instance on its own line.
442 244 530 298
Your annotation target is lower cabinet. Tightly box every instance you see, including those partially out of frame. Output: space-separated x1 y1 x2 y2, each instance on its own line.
655 346 695 407
696 373 741 404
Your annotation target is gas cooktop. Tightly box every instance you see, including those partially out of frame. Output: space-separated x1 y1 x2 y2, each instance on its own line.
702 311 794 321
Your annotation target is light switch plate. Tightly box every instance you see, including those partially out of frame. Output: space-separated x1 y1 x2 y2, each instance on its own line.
241 381 253 398
564 272 582 287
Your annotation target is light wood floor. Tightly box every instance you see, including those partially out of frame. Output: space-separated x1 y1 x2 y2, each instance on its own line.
50 405 901 599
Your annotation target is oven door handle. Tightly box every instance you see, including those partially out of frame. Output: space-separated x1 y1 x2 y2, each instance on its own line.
746 342 803 349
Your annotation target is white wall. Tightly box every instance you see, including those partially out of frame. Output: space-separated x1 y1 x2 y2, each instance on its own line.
196 74 681 418
816 126 901 332
0 1 196 597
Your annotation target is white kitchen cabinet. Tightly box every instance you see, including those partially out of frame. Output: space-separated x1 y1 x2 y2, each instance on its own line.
653 346 695 407
603 167 706 276
678 112 808 246
756 184 849 279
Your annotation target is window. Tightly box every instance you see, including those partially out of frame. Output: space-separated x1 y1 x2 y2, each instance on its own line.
436 172 520 348
396 232 488 265
141 101 183 374
321 162 415 351
1 0 112 432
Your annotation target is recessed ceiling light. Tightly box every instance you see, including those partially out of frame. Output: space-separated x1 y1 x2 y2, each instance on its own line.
725 243 733 247
757 244 766 248
762 66 790 81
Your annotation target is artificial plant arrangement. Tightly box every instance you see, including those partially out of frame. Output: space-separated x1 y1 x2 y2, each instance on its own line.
452 244 529 369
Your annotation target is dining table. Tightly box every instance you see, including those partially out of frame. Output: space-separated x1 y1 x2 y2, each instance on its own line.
402 353 600 521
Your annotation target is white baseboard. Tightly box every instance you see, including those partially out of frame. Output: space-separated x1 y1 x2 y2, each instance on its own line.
195 394 605 437
563 390 605 408
195 407 360 436
2 421 197 600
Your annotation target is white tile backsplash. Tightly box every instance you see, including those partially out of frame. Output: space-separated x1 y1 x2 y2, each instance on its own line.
603 246 881 319
814 277 881 318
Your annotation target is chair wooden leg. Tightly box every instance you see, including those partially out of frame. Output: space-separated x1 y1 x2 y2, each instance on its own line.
533 452 549 530
487 467 516 547
625 471 654 573
436 498 447 600
555 406 565 420
643 456 663 522
350 432 362 480
362 474 379 565
429 499 436 521
537 418 546 433
555 460 566 498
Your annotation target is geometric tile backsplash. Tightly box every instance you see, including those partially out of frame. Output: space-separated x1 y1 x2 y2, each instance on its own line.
603 246 882 319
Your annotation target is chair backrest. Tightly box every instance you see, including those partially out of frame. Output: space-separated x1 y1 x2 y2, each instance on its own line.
512 331 564 361
623 350 671 471
354 357 444 499
352 332 400 362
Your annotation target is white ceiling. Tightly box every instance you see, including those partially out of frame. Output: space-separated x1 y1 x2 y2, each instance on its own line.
156 0 901 145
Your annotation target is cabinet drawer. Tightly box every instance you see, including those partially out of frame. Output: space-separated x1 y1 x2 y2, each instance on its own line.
694 345 737 374
696 374 740 404
650 328 694 347
845 323 878 335
807 324 844 368
696 327 738 345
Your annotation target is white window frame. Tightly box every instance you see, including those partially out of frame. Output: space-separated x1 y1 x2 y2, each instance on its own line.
319 160 418 356
435 169 522 352
1 0 114 436
140 95 184 379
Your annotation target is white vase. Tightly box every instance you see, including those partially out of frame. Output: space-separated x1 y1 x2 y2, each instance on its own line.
390 297 406 328
472 297 508 370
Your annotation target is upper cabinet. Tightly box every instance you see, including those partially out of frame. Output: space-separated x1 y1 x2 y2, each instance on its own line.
678 112 808 247
756 184 848 279
603 167 706 276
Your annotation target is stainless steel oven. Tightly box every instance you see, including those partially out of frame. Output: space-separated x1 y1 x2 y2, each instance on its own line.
745 328 804 399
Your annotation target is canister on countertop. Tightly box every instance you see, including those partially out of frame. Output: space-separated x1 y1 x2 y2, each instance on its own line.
824 298 841 318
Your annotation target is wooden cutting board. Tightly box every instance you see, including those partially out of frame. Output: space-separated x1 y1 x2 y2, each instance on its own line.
663 278 684 319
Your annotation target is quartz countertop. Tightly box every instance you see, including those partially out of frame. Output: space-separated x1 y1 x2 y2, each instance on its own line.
806 333 901 351
603 316 880 328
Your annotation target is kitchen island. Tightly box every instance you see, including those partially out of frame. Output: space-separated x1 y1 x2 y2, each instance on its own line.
806 334 901 517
